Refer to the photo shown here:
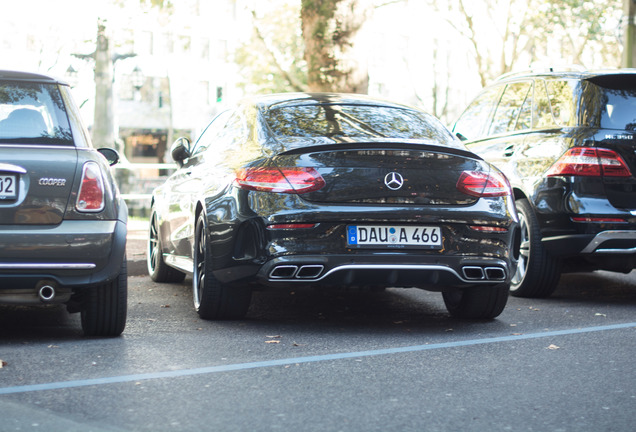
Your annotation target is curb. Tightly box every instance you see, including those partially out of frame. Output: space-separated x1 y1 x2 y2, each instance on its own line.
127 220 149 277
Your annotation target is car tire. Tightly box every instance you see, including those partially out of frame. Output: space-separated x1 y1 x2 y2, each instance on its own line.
510 199 561 298
193 212 252 320
148 211 185 283
81 255 128 337
442 283 509 319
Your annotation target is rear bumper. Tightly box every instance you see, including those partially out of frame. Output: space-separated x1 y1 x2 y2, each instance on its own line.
213 253 514 291
0 218 127 293
542 230 636 256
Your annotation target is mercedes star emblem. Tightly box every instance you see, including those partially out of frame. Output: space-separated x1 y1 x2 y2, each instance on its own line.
384 172 404 190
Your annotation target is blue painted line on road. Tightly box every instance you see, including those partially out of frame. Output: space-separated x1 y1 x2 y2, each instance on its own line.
1 322 634 395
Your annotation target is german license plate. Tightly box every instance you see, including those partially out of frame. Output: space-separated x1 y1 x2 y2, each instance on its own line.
0 174 17 199
347 225 442 248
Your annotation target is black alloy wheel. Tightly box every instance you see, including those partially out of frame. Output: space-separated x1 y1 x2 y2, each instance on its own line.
147 211 185 283
193 212 251 320
510 199 561 298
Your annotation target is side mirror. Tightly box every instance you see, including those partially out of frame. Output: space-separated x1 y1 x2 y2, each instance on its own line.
170 137 192 167
455 132 468 142
97 148 120 166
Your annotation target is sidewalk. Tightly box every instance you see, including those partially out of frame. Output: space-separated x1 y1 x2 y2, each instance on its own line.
126 219 149 277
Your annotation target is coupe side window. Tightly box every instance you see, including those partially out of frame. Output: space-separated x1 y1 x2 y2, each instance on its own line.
453 86 502 141
489 82 532 135
192 110 233 156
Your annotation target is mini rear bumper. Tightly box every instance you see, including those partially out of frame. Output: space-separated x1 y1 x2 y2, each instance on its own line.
0 218 127 292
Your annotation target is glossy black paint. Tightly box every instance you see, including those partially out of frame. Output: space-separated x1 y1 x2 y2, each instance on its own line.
453 70 636 275
152 93 519 306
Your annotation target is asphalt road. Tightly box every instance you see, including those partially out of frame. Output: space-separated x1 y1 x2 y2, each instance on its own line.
0 225 635 431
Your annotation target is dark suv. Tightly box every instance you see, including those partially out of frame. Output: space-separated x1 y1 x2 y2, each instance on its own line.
0 70 128 336
453 69 636 298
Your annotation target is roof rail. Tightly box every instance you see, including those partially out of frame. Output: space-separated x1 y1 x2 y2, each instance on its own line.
494 65 586 81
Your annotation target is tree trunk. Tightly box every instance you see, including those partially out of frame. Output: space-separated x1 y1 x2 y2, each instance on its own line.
92 21 116 150
623 0 636 67
301 0 368 93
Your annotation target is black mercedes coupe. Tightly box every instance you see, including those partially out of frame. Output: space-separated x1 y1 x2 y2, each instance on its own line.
148 93 519 320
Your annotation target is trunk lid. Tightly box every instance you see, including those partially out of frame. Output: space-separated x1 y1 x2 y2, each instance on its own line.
593 132 636 210
583 75 636 210
273 143 486 206
0 146 78 225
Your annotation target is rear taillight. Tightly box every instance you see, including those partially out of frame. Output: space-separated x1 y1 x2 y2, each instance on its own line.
571 216 627 223
469 225 509 232
76 162 105 212
235 167 325 194
267 223 317 229
456 170 511 197
547 148 632 177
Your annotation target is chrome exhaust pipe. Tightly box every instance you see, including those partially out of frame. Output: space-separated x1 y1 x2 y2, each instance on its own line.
296 265 324 279
485 267 506 281
38 284 56 303
462 266 485 280
269 265 298 279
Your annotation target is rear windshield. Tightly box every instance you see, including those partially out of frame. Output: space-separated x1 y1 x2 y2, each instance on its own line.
264 104 456 144
580 76 636 130
0 81 73 145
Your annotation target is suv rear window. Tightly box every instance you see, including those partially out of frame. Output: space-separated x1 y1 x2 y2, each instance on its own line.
581 76 636 131
0 81 73 145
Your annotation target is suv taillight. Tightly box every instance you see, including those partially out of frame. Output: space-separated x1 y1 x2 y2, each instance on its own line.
234 167 325 194
76 162 105 212
547 148 632 177
456 170 511 197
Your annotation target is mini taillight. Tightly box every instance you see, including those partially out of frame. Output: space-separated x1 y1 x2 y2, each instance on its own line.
76 162 105 212
456 170 511 197
235 167 325 194
547 148 632 177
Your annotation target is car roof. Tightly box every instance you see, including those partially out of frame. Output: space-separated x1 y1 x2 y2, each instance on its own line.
0 70 68 85
241 92 420 112
494 67 636 83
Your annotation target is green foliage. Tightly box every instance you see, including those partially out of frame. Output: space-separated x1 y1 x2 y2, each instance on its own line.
528 0 621 67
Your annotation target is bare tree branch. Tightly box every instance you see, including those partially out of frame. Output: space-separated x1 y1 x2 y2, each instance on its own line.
250 9 306 92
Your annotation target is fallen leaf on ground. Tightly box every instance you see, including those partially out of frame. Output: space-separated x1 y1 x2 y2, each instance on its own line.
0 359 6 368
265 340 280 344
547 344 560 350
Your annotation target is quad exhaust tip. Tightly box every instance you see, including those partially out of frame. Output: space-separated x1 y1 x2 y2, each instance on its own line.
270 264 504 282
269 265 325 280
462 266 506 281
